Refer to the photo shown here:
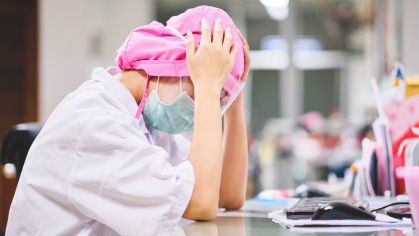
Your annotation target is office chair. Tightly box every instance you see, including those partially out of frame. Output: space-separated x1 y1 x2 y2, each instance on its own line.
1 122 43 180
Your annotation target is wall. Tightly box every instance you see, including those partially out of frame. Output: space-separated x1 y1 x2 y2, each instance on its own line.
402 0 419 74
88 0 155 71
38 0 154 121
38 0 89 121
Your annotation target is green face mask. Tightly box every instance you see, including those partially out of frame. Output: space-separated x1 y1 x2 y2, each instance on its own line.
143 77 195 134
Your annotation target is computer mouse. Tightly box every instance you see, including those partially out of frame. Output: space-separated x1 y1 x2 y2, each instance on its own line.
293 184 330 198
311 202 376 220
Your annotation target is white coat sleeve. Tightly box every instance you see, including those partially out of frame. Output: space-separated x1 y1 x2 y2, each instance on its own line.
68 114 195 236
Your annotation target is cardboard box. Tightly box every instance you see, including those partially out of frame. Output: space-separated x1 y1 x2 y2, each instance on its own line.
405 77 419 98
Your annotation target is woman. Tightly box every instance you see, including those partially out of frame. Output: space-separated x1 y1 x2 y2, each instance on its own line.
6 6 250 236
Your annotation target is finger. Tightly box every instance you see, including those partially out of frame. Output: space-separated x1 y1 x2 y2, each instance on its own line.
200 18 211 44
213 18 223 45
186 30 195 60
241 46 251 83
223 28 233 51
236 28 249 49
243 46 251 70
229 43 238 63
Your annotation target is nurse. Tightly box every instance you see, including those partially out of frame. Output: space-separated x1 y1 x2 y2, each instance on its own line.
6 6 250 236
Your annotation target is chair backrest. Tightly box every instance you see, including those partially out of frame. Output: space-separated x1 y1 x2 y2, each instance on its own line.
1 122 43 180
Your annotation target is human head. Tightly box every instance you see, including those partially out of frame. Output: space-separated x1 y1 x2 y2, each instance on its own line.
116 6 245 119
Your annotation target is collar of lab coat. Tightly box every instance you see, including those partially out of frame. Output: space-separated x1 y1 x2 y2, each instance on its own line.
91 67 152 142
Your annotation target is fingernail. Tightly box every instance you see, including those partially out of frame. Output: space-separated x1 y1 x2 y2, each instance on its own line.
202 18 206 23
216 18 221 23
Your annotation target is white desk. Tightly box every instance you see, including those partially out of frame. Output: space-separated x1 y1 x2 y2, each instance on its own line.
160 198 417 236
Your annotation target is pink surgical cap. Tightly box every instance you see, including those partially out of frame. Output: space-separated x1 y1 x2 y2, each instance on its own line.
115 5 244 83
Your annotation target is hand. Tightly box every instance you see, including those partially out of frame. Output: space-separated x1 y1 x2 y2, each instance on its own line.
229 27 250 108
183 18 239 221
219 27 249 210
186 18 238 95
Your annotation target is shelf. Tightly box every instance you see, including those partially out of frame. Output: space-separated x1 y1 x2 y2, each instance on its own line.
249 50 347 70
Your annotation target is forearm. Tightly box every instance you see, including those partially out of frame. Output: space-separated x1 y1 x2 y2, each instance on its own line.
219 99 248 209
183 88 223 220
183 17 239 220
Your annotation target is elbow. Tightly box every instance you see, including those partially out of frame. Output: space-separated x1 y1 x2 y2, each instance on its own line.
197 204 218 221
219 198 245 210
228 200 245 210
183 202 218 221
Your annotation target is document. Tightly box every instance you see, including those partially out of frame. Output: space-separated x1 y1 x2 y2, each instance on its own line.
269 209 412 227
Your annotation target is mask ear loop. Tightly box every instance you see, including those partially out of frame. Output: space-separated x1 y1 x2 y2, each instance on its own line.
180 77 183 93
156 76 160 92
135 75 150 119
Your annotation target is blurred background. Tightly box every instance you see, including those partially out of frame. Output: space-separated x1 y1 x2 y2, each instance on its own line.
0 0 418 230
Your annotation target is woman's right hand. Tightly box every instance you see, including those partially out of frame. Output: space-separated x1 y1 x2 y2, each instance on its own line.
182 18 238 221
186 18 238 94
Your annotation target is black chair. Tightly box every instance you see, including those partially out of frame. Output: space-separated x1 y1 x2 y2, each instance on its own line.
1 122 43 180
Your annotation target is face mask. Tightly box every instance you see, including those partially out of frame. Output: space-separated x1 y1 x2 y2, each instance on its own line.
143 77 195 134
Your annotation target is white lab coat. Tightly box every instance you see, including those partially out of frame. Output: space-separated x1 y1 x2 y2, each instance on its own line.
6 67 195 236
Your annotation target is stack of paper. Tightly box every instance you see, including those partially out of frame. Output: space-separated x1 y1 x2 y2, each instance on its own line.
268 209 412 227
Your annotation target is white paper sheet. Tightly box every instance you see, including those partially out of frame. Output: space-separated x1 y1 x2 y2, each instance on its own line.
268 209 412 227
287 226 413 233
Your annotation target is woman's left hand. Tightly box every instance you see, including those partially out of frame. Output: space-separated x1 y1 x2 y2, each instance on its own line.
230 28 250 107
218 28 250 210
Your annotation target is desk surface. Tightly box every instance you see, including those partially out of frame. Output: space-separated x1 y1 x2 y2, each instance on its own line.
167 216 417 236
161 199 417 236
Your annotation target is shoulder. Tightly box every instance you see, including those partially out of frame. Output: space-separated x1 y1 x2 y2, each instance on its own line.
52 80 132 122
44 79 145 145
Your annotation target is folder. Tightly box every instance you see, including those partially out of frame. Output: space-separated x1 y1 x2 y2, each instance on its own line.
383 94 419 194
405 77 419 98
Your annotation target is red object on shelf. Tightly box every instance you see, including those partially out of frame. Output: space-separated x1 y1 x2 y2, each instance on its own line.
384 94 419 195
